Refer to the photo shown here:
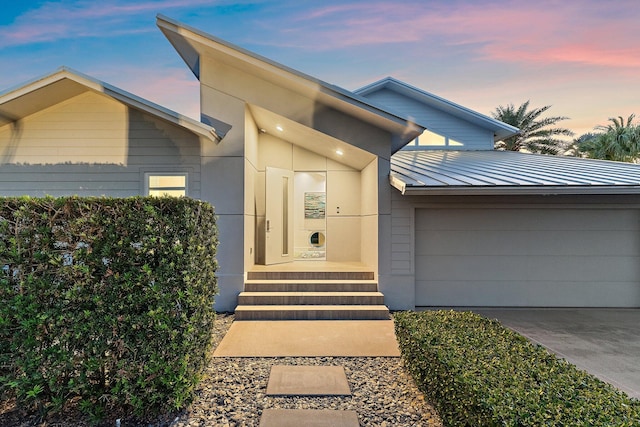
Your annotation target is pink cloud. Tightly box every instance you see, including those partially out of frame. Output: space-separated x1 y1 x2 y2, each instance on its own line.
275 1 639 71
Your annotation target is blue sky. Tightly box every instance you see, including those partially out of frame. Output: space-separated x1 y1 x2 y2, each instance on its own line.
1 0 639 137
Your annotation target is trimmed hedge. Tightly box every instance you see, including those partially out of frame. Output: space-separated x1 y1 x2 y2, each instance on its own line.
0 196 218 421
395 310 640 426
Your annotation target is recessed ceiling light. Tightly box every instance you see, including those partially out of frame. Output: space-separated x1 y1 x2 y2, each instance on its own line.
276 125 284 132
336 149 344 156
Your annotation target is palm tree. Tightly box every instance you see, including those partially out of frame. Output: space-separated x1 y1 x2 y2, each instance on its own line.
492 101 574 155
579 115 640 162
565 132 597 157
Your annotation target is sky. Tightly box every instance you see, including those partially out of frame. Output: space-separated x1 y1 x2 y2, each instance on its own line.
1 0 639 139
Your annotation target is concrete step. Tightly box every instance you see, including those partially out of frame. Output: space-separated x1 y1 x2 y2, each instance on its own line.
234 305 390 320
247 271 374 281
244 280 379 292
238 291 385 305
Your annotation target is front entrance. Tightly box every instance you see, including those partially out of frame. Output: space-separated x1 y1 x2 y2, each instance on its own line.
255 138 378 269
265 167 294 265
264 168 327 265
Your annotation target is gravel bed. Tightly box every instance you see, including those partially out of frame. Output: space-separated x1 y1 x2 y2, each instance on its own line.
171 314 442 427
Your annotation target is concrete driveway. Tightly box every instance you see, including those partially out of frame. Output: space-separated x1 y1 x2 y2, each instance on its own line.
474 309 640 399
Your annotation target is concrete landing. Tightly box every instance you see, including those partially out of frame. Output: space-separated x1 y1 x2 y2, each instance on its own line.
259 409 359 427
213 320 400 357
266 365 351 396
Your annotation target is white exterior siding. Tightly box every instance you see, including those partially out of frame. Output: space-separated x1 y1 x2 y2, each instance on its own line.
0 91 202 197
390 193 413 275
363 89 494 150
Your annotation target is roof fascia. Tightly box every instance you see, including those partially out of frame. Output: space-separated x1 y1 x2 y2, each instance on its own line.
358 77 519 142
156 15 424 144
1 67 223 142
396 184 640 196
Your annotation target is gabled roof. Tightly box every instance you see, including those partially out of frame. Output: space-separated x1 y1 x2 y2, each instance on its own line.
356 77 519 142
0 67 224 142
156 15 424 153
391 150 640 195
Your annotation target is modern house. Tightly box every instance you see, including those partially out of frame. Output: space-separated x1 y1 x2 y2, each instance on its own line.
1 15 639 315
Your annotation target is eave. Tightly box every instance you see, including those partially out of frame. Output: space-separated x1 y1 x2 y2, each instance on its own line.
357 77 519 142
156 15 424 151
0 67 225 142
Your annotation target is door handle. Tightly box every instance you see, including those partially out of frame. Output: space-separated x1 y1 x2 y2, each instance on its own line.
266 219 270 232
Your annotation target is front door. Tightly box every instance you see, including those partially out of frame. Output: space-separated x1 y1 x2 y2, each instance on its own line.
265 167 294 265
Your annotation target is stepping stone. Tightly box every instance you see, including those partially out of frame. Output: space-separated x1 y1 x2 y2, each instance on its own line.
266 365 351 396
259 409 359 427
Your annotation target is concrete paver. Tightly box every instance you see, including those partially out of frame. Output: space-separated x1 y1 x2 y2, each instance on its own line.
259 409 359 427
475 309 640 399
213 320 400 357
266 365 351 396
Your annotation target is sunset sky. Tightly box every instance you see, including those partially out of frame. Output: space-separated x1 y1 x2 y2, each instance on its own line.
1 0 638 139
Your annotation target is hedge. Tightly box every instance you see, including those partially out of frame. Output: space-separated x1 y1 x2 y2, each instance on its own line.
0 196 218 421
394 310 640 426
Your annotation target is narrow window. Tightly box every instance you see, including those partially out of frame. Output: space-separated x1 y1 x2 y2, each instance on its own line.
147 174 187 197
282 176 289 255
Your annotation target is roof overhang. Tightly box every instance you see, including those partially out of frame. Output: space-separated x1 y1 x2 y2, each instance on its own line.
156 15 424 152
0 67 224 142
392 179 640 196
391 150 640 196
357 77 519 142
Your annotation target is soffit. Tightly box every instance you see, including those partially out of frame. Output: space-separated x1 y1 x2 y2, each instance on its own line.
0 78 87 126
249 104 375 170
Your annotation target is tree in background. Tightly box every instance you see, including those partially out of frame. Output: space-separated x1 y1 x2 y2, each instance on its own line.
578 114 640 162
565 132 598 157
492 101 574 155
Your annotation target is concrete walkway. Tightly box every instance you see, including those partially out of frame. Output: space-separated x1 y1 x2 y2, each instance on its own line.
475 309 640 399
213 320 400 357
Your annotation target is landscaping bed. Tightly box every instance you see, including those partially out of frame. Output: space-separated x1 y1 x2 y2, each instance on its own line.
394 310 640 426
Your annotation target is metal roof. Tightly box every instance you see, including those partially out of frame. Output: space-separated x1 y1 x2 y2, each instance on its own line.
391 150 640 195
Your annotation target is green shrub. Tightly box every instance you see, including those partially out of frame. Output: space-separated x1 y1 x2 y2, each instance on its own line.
0 196 218 421
394 310 640 426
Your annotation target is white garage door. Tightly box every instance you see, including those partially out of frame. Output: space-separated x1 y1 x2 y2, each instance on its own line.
415 207 640 307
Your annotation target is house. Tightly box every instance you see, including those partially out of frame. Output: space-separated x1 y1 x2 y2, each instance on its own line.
1 16 639 313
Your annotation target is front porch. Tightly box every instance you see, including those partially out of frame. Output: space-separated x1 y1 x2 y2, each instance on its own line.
236 261 388 320
248 260 374 278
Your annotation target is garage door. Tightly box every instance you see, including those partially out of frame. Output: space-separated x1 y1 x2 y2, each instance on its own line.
415 208 640 307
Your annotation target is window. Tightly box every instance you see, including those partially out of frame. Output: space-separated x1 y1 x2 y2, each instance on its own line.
146 173 187 197
405 129 464 149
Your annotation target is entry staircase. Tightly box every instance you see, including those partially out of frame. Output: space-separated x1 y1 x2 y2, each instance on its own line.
235 270 390 320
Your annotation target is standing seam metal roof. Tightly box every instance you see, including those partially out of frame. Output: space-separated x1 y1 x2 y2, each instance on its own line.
390 150 640 194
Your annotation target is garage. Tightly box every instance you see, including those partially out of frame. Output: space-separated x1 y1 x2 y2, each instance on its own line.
415 206 640 307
